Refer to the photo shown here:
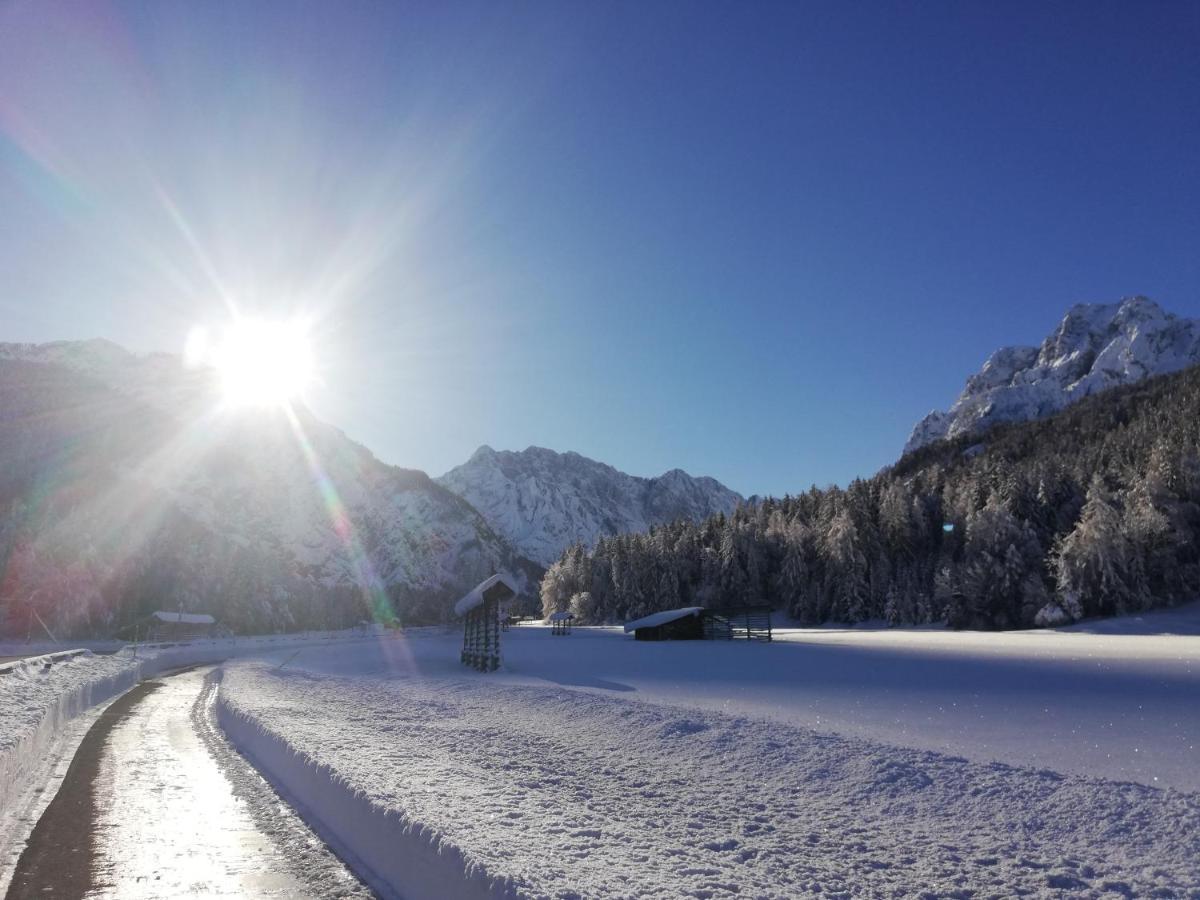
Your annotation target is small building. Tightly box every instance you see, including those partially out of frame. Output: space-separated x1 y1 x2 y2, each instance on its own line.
624 605 773 642
548 611 574 635
146 611 216 642
455 573 518 672
624 607 705 641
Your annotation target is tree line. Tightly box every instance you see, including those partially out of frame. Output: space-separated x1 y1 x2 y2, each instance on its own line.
541 365 1200 629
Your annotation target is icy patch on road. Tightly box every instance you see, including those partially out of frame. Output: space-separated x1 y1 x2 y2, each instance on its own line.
192 670 373 898
83 667 370 898
219 653 1200 897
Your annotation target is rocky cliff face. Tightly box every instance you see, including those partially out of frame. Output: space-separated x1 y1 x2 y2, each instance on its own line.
437 445 742 566
905 296 1200 453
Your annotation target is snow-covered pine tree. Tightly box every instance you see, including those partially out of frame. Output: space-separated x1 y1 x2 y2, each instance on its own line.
1051 476 1138 620
774 523 810 620
958 497 1047 628
822 509 869 622
718 522 748 605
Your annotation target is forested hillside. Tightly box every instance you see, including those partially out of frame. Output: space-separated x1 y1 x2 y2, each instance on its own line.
541 364 1200 629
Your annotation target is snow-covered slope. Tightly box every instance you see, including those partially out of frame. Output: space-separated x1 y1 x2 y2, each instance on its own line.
0 342 537 634
905 296 1200 453
437 445 742 565
0 338 215 416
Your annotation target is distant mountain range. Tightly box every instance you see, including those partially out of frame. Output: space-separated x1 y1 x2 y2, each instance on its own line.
905 296 1200 453
8 294 1191 635
437 445 743 566
0 341 540 634
0 339 740 635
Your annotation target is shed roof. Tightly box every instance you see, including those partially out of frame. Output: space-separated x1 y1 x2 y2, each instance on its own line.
151 611 215 625
623 606 703 633
454 573 519 617
547 611 574 622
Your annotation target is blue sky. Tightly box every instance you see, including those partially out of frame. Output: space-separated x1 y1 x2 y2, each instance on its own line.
0 1 1197 497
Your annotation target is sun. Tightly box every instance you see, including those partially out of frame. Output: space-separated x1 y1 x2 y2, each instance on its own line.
186 318 315 408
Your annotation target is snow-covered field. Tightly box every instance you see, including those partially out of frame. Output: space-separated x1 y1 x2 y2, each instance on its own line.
218 611 1200 898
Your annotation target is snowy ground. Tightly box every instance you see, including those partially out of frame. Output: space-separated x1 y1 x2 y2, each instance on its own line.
0 628 381 772
0 639 126 660
218 611 1200 898
1 651 136 759
0 628 386 893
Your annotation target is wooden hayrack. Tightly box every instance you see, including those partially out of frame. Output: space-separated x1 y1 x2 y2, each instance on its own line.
456 574 518 672
549 611 574 635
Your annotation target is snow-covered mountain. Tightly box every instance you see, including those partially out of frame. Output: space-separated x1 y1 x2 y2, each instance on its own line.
437 445 743 566
905 296 1200 454
0 338 215 415
0 340 538 635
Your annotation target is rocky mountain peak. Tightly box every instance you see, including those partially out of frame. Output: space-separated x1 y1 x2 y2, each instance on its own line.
437 447 742 566
905 296 1199 454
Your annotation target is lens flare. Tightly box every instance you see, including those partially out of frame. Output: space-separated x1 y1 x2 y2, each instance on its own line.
187 317 315 408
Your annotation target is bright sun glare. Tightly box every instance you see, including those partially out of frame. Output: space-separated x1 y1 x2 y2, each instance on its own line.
185 318 315 408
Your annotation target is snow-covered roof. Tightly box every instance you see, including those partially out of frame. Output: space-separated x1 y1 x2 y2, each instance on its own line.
151 611 215 625
454 573 518 617
547 611 574 622
623 607 703 633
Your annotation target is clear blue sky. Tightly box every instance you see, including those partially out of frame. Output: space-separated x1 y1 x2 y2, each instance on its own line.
1 1 1197 497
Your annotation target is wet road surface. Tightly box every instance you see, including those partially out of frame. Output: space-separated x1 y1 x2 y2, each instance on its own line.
7 667 371 900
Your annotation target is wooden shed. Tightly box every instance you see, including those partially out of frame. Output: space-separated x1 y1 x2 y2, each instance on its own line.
624 607 705 641
548 611 575 635
145 610 216 642
455 573 518 671
624 605 773 642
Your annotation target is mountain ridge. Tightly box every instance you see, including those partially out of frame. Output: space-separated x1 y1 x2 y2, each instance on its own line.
0 338 735 634
0 342 542 636
437 444 743 566
905 296 1200 454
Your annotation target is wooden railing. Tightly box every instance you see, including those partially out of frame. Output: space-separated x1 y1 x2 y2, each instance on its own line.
702 605 773 642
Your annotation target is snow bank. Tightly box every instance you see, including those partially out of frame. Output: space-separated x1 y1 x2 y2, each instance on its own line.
1060 598 1200 635
216 684 523 900
218 635 1200 897
0 628 387 865
0 650 140 826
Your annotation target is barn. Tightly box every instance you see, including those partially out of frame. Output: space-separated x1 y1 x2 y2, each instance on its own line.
624 607 704 641
145 611 216 642
455 573 518 671
624 605 773 642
